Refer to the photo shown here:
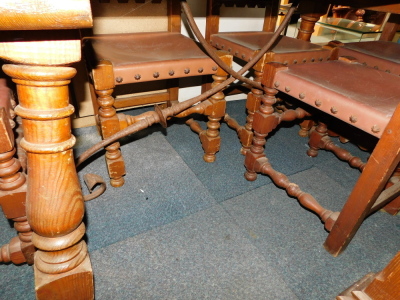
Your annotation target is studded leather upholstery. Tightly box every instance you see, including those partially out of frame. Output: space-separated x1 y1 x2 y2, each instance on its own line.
334 41 400 76
84 32 218 85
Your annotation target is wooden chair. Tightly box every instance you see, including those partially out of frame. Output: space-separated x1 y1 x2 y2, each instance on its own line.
205 0 333 154
83 0 232 187
325 39 400 215
244 57 400 256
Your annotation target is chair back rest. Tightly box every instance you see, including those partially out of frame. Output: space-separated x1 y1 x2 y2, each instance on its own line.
206 0 280 40
89 0 180 35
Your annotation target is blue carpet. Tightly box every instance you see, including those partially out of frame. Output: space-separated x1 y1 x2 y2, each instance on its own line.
75 129 216 252
91 205 299 300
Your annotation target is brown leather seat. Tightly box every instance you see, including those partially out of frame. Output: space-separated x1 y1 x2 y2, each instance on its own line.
331 40 400 75
245 57 400 256
272 59 397 137
85 32 219 84
210 32 330 63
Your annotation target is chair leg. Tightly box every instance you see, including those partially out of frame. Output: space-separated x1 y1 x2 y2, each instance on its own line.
225 68 264 155
298 119 314 137
197 52 231 162
324 104 400 256
244 83 338 230
92 61 126 188
0 106 34 265
200 72 228 162
307 122 366 171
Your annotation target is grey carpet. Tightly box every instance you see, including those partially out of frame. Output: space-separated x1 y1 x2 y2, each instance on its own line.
0 99 398 300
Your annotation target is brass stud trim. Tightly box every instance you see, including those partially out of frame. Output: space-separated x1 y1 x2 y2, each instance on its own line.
315 100 322 107
116 77 123 83
285 86 291 92
184 68 190 74
349 115 357 123
169 70 175 76
134 74 141 80
330 107 338 114
153 72 160 78
371 125 380 133
299 92 305 99
198 68 204 73
212 66 218 71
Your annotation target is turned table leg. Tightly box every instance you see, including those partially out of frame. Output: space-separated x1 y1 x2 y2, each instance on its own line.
4 64 93 299
0 1 93 297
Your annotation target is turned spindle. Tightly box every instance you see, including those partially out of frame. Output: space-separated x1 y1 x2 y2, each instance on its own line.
93 61 126 188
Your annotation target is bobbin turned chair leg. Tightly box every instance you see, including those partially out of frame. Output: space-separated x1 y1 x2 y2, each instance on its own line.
200 77 226 163
224 60 265 156
241 65 264 155
199 52 231 162
0 106 33 265
92 60 126 188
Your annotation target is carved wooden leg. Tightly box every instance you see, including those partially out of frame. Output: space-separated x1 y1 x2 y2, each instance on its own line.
245 64 338 235
224 67 264 155
307 122 366 171
324 105 400 256
0 141 32 265
0 102 33 264
296 11 322 138
298 119 314 137
4 64 94 299
296 13 321 41
241 69 264 155
296 6 326 137
200 72 228 162
244 86 277 182
92 61 126 187
197 53 231 162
